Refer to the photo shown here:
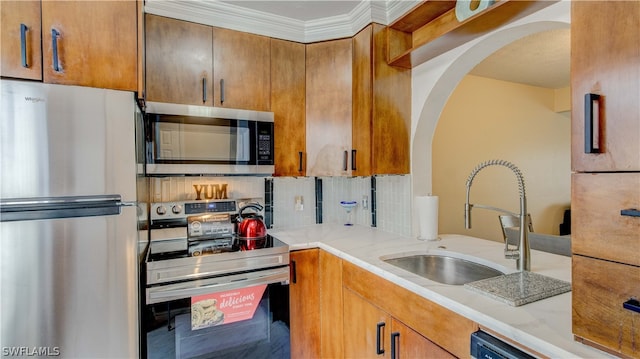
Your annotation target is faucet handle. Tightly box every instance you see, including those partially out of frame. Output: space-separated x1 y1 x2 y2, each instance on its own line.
504 247 519 259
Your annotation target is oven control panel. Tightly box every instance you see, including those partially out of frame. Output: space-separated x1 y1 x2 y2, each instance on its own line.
151 200 238 222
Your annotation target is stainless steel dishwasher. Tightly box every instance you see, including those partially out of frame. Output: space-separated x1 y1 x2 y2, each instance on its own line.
470 331 536 359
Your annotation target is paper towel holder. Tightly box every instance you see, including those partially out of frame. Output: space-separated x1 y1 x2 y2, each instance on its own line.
416 195 440 241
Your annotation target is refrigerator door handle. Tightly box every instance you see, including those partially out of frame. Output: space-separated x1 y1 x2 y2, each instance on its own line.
1 195 124 222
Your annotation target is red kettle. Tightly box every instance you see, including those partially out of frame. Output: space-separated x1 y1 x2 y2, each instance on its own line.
237 203 267 249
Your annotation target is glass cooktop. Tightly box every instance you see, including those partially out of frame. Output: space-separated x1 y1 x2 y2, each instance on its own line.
146 234 285 263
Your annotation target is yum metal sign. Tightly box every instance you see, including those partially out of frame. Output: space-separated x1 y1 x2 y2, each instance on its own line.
193 184 228 200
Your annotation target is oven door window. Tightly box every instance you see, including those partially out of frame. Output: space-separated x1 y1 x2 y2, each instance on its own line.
151 115 254 164
144 284 290 359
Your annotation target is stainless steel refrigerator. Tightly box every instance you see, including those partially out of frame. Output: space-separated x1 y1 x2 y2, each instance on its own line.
0 79 140 358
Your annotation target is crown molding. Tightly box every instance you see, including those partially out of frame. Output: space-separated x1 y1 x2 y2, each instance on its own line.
144 0 422 43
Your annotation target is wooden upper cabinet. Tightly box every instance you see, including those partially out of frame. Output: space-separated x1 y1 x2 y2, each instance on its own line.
145 14 213 105
353 24 411 176
571 1 640 172
213 27 270 111
1 1 42 80
271 39 306 177
306 38 353 177
41 0 137 91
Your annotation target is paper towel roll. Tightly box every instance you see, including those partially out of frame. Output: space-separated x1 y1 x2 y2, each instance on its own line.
415 196 439 241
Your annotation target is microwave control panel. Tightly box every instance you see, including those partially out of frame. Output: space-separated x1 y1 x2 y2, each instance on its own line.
257 121 273 164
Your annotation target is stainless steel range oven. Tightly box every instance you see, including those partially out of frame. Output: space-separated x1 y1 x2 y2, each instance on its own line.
142 200 290 359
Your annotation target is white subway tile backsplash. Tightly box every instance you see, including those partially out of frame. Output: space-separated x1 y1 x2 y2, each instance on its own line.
271 177 316 229
152 174 412 237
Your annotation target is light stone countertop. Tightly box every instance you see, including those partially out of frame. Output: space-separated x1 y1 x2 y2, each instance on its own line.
269 223 614 359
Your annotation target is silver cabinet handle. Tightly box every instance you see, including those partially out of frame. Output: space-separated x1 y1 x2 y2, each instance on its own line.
51 28 61 72
20 24 28 68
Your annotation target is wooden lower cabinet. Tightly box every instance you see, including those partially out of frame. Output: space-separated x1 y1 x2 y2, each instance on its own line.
343 288 453 359
319 250 344 358
390 318 454 359
343 288 391 358
342 261 478 358
290 250 478 358
573 255 640 358
289 249 321 358
571 172 640 266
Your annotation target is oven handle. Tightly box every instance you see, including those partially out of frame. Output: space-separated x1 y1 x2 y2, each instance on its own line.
146 266 289 304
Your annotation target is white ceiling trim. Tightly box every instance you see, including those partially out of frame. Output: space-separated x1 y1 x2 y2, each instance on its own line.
144 0 420 43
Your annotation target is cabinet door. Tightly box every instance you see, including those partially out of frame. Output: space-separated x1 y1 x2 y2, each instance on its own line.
145 14 213 105
1 0 42 80
573 255 640 358
306 38 353 176
352 25 374 176
319 251 344 358
352 24 411 176
572 173 640 266
289 249 321 359
271 39 306 176
343 288 391 358
41 0 137 91
213 27 270 111
571 1 640 172
390 318 455 359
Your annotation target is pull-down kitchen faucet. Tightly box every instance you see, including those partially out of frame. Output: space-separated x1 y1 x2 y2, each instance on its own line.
464 159 530 271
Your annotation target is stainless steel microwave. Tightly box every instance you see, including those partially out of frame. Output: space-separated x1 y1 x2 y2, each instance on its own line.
144 102 274 176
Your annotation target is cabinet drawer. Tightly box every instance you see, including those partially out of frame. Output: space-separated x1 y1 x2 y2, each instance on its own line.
572 173 640 266
572 255 640 357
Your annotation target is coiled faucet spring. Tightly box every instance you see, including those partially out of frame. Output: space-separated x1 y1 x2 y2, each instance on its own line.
464 159 531 271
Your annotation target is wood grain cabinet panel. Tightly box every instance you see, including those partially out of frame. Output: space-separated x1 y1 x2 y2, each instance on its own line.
342 260 476 358
571 1 640 172
213 27 270 111
145 14 213 105
2 0 137 91
571 2 640 355
572 173 640 266
41 0 137 91
390 318 455 359
1 0 42 80
352 24 411 176
343 288 391 358
573 255 640 358
305 38 353 176
319 250 344 359
271 39 306 177
342 289 454 359
289 249 321 359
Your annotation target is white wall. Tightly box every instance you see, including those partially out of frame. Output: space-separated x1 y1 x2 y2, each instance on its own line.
410 1 571 238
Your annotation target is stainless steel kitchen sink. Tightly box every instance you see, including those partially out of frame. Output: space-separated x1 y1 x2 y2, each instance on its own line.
382 254 504 285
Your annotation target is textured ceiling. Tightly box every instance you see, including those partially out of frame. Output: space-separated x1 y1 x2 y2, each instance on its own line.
469 28 570 89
